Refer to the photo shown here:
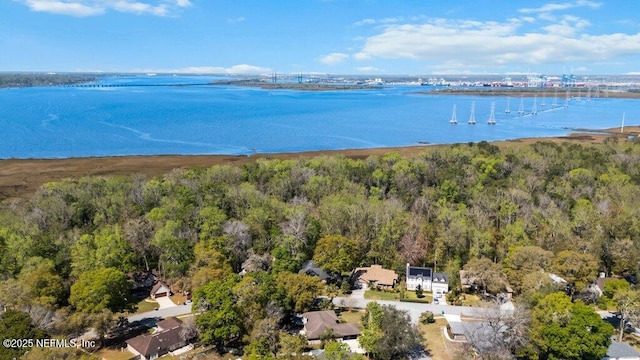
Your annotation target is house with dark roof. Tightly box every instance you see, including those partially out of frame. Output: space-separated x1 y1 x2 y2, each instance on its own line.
603 339 640 360
299 260 333 282
352 264 398 289
406 263 449 294
126 317 193 360
129 271 157 291
300 310 360 344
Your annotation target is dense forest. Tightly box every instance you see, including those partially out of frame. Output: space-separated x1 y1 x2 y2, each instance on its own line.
0 73 96 88
1 138 639 359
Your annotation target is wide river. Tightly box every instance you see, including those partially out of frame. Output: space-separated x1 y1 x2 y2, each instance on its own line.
0 75 637 159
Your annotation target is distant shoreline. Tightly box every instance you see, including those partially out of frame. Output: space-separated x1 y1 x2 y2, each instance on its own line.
210 79 382 91
1 125 637 202
421 87 640 99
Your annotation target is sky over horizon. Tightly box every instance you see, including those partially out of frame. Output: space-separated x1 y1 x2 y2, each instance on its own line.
2 0 640 75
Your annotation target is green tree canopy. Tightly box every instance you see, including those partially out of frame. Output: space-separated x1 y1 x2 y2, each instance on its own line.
0 310 46 360
69 267 133 313
551 250 598 294
531 292 614 360
360 302 421 360
312 235 360 274
194 274 243 351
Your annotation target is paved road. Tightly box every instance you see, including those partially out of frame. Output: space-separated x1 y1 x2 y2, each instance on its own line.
128 302 192 323
332 296 481 324
77 303 193 341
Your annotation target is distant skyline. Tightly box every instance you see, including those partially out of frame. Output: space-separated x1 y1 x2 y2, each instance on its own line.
2 0 640 75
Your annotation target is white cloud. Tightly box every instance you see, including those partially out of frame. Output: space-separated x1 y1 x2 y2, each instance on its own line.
355 66 383 73
318 52 349 65
15 0 105 16
227 16 245 23
354 17 640 73
13 0 192 17
170 64 273 75
353 18 376 26
353 52 372 61
519 0 601 14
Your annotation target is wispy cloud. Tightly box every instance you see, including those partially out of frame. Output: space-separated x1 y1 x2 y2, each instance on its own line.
318 52 349 65
168 64 273 75
13 0 192 17
355 66 383 73
227 16 245 23
353 16 640 73
353 18 376 27
519 0 601 14
353 16 404 27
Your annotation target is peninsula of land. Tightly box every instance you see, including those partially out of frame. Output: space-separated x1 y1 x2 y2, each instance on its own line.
210 79 381 91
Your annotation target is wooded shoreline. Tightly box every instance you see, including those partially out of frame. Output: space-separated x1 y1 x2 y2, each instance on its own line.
1 126 638 202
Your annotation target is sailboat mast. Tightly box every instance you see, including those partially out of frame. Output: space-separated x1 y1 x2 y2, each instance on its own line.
488 102 496 125
450 104 458 124
468 101 476 124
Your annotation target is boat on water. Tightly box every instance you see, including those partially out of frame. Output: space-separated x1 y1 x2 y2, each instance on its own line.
468 101 476 125
450 104 458 124
487 102 496 125
552 90 558 108
531 95 538 115
505 97 511 114
541 93 546 107
517 95 525 115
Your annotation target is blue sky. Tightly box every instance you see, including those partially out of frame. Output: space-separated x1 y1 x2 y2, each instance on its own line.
2 0 640 75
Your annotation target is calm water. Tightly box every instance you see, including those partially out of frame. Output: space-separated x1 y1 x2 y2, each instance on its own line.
0 75 637 159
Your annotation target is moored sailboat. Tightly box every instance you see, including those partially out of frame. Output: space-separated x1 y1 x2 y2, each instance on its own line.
487 102 496 125
468 101 476 124
450 104 458 124
517 95 525 115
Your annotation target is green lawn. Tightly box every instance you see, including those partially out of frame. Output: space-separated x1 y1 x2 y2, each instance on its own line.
419 318 463 360
95 347 136 360
338 309 364 328
459 293 483 307
364 289 399 300
405 291 434 302
133 298 159 313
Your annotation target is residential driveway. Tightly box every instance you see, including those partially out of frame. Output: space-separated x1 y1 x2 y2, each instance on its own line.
156 296 177 309
128 302 192 323
350 286 366 299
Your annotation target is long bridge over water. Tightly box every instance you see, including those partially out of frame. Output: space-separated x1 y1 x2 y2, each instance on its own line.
64 83 211 88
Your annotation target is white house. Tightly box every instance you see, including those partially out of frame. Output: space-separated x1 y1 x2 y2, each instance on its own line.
150 282 171 299
406 263 449 294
